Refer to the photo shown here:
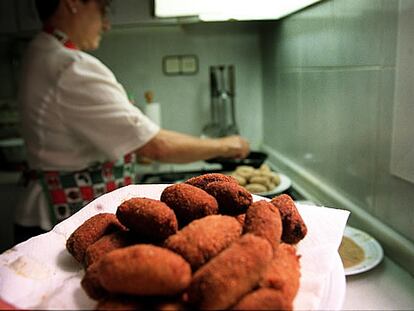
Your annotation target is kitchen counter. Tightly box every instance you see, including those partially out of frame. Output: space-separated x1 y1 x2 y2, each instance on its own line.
343 256 414 310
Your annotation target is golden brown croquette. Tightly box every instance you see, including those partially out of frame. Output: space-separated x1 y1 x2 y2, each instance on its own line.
243 200 283 252
231 288 292 310
160 183 218 227
96 295 187 311
270 194 307 244
98 244 191 296
164 215 242 270
116 198 178 241
96 296 144 310
84 230 134 267
185 173 238 191
259 243 301 302
187 234 273 310
81 261 108 300
66 213 125 263
204 181 253 215
234 213 246 226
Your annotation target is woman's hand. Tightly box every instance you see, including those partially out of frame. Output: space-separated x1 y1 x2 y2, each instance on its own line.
218 135 250 159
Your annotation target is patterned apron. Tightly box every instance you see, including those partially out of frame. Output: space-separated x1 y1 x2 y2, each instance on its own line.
39 153 136 226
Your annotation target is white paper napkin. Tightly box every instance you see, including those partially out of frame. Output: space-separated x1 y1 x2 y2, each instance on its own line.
0 184 350 310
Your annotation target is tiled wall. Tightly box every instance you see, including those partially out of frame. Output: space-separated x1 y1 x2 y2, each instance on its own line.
91 23 264 149
261 0 414 266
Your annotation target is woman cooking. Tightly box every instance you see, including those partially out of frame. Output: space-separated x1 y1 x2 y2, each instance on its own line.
15 0 250 243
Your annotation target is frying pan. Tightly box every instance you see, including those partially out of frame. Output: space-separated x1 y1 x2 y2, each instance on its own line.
205 151 268 171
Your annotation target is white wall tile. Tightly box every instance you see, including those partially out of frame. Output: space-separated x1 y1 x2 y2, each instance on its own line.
261 0 413 242
92 23 263 148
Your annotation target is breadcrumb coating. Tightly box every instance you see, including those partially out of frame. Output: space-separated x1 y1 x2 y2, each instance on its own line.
185 173 238 191
243 200 283 252
270 194 307 244
116 198 178 241
98 244 191 296
187 234 272 309
160 183 218 227
164 215 242 270
204 181 252 215
66 213 125 263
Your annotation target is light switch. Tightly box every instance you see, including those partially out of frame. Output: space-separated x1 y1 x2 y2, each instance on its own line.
162 55 198 76
181 55 198 74
163 56 180 75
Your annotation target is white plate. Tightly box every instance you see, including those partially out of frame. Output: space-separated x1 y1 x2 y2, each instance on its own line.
341 226 383 276
0 185 350 310
256 173 292 197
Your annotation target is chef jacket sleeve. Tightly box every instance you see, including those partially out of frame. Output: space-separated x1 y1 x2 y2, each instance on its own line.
57 53 160 161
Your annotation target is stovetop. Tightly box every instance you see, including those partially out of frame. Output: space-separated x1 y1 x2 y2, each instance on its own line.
138 168 225 184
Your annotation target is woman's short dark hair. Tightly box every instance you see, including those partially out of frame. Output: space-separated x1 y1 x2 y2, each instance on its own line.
35 0 61 22
34 0 108 22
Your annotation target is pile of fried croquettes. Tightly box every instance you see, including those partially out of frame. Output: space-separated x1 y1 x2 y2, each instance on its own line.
66 173 307 310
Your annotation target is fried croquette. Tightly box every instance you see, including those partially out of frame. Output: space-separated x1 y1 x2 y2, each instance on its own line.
204 181 253 215
84 230 134 267
81 262 108 300
231 288 292 310
270 194 307 244
116 198 178 241
96 296 144 310
164 215 242 270
187 234 273 310
259 243 301 302
98 244 191 296
96 295 186 311
160 183 218 227
235 213 246 226
66 213 125 263
243 200 282 252
185 173 238 191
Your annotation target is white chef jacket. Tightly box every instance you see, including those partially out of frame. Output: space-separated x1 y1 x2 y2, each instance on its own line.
15 32 160 230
